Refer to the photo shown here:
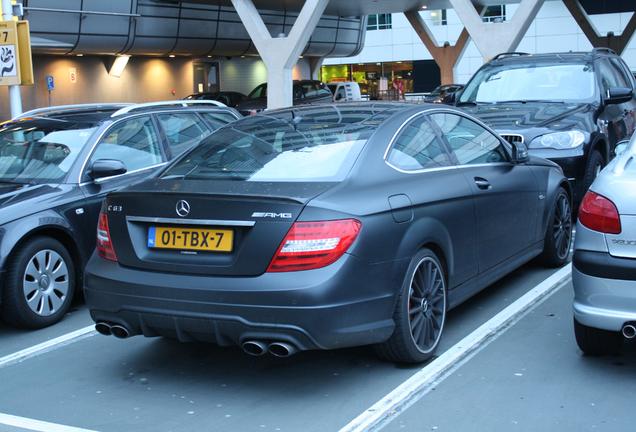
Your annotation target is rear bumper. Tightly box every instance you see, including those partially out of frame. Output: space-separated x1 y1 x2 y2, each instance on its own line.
84 253 406 350
573 250 636 331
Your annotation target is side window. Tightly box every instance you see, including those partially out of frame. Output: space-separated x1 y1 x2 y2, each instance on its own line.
157 113 209 157
610 58 633 89
293 85 304 100
335 87 346 101
597 59 623 93
302 83 318 98
316 84 332 98
89 116 163 173
429 113 508 165
200 112 238 130
386 116 452 170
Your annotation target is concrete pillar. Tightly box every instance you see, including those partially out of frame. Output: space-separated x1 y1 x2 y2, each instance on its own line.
563 0 636 55
231 0 329 109
449 0 545 61
308 57 324 81
405 11 470 85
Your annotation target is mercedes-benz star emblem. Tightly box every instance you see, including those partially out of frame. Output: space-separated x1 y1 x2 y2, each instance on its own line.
176 200 190 217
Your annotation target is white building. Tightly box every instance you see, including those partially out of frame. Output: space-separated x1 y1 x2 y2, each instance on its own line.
323 2 636 92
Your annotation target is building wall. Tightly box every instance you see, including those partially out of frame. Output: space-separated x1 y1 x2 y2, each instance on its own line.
324 2 636 87
0 55 194 120
0 55 312 120
217 57 311 95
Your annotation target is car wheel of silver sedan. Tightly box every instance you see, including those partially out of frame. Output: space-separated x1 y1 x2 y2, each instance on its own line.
1 237 76 329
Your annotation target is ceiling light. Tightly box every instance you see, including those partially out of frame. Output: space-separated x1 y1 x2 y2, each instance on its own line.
169 54 175 58
109 55 130 78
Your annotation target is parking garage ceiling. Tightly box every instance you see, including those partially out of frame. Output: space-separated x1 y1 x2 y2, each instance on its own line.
188 0 547 16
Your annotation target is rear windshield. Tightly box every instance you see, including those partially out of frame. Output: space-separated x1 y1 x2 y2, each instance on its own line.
161 105 398 182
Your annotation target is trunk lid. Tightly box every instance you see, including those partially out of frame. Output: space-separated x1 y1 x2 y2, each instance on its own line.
105 179 336 276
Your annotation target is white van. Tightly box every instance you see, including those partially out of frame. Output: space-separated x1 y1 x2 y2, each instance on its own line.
327 82 363 102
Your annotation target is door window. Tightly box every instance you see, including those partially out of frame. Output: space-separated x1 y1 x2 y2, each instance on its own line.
429 113 508 165
157 113 209 156
598 59 626 92
89 116 163 174
200 112 239 130
609 58 633 89
386 116 452 170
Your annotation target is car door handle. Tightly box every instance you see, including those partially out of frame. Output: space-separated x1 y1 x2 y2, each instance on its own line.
474 177 492 190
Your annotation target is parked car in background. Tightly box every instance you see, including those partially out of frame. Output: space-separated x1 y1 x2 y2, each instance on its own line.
456 49 636 205
84 102 571 364
184 91 246 108
236 80 333 115
0 101 240 329
327 82 363 102
423 84 464 104
573 132 636 355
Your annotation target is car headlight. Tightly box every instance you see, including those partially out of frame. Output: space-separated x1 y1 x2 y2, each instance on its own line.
529 131 586 150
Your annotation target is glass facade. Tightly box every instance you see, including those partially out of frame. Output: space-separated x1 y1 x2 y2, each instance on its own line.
322 62 414 100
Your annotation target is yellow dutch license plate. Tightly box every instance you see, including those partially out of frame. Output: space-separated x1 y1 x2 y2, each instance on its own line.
147 226 233 252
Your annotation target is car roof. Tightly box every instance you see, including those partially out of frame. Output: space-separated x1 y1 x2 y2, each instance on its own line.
247 101 439 126
4 103 237 130
487 49 618 67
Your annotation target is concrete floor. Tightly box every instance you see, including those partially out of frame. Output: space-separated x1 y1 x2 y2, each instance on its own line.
1 261 630 432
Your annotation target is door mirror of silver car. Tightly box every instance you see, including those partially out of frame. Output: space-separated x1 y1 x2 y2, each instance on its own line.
615 140 630 156
89 159 127 180
605 87 634 105
510 141 529 164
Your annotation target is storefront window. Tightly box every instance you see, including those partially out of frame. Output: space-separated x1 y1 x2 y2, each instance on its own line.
322 62 413 100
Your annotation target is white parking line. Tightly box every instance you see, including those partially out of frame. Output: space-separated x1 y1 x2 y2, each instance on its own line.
340 264 572 432
0 325 96 369
0 413 98 432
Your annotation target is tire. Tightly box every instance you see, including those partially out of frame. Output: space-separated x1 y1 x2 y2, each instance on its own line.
375 248 447 364
540 187 572 268
1 237 76 329
579 150 604 198
574 318 622 356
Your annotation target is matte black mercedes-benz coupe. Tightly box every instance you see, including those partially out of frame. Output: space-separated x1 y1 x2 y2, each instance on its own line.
85 103 572 363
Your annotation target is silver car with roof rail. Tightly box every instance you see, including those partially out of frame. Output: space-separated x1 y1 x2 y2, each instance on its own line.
573 132 636 355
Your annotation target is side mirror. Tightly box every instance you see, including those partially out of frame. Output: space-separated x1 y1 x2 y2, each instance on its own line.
615 140 630 156
89 159 127 180
605 87 633 105
510 141 529 164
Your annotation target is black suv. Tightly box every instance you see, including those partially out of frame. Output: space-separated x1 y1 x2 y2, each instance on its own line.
456 49 636 202
236 80 333 115
0 101 240 329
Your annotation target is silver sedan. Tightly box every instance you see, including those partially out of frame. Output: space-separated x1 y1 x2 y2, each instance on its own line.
573 132 636 355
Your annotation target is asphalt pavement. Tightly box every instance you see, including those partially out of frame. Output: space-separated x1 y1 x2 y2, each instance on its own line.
0 260 631 432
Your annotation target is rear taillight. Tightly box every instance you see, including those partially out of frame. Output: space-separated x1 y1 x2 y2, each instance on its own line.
97 212 118 262
579 191 621 234
267 219 361 272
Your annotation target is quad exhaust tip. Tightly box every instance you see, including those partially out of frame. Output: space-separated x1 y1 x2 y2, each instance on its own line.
241 340 298 357
110 324 131 339
242 340 268 356
268 342 297 358
622 323 636 339
95 322 112 336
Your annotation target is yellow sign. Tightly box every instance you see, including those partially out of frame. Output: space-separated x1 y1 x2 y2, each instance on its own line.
0 20 33 86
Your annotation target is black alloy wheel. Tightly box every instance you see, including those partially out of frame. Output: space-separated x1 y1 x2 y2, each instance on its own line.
375 248 447 363
541 188 572 267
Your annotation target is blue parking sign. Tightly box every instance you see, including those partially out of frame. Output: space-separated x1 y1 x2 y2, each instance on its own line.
46 75 55 91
